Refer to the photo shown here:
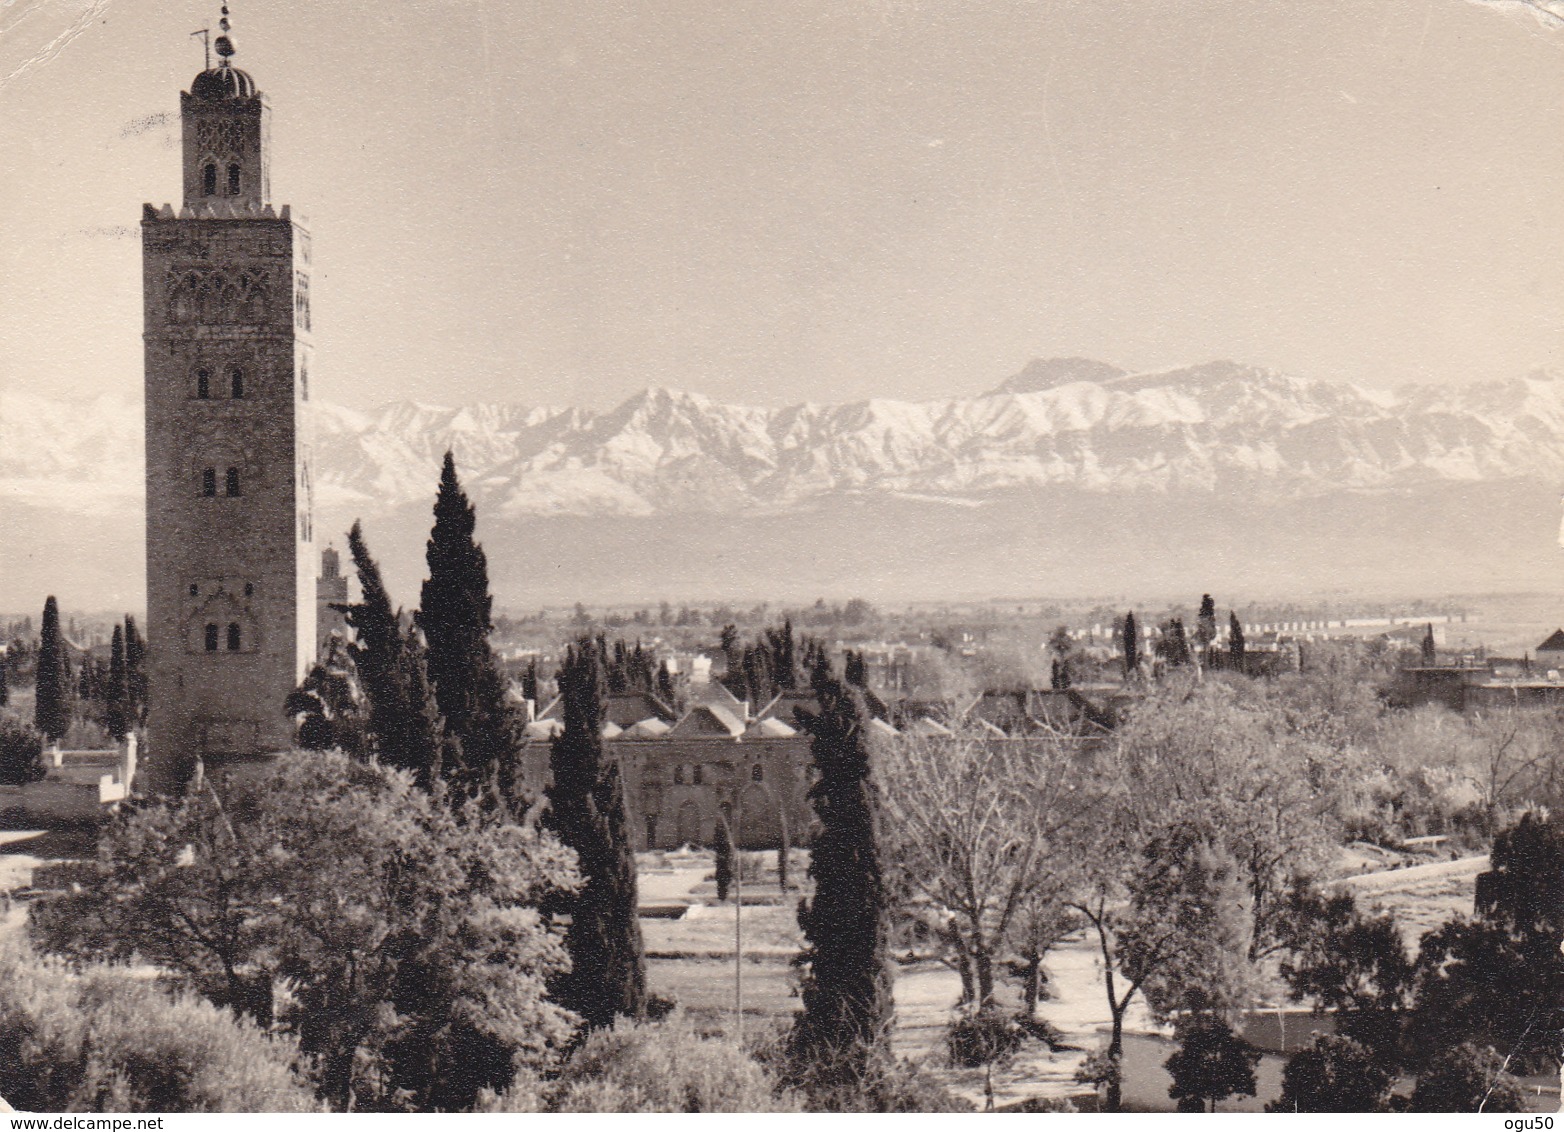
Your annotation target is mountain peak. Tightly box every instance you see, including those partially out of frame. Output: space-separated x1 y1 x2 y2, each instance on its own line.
989 357 1128 396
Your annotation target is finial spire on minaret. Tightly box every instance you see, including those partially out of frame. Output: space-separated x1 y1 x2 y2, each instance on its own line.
214 4 236 66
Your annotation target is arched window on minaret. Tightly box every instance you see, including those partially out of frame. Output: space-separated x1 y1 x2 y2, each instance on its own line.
202 468 217 497
230 369 244 399
227 623 241 651
203 163 217 196
205 624 219 652
197 369 211 399
227 163 242 196
225 467 241 497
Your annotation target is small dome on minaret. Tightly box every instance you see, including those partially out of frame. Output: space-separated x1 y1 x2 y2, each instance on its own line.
190 5 256 100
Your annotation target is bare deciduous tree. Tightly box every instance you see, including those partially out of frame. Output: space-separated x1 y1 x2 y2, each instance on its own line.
879 726 1107 1010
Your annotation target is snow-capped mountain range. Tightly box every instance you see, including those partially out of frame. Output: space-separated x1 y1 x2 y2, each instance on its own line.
5 359 1564 605
308 359 1564 513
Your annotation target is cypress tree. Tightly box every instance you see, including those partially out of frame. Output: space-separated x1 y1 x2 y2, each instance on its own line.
417 452 522 809
844 650 867 689
656 661 675 707
547 639 647 1029
123 615 147 726
1122 612 1140 679
340 522 445 789
34 596 68 745
521 659 539 707
714 818 734 902
780 619 797 688
1196 594 1217 647
76 655 95 703
765 619 799 689
0 650 8 708
1050 656 1072 691
1421 623 1437 664
629 641 652 693
105 624 129 741
778 810 791 892
1228 612 1246 673
788 659 894 1096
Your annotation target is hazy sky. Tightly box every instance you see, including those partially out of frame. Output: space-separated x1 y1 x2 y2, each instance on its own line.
2 0 1561 412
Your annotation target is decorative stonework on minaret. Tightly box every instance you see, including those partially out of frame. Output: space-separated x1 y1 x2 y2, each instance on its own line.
142 8 315 790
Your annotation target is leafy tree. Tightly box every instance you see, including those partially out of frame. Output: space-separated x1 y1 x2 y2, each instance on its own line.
1228 611 1246 673
1121 612 1139 678
285 637 365 755
34 595 68 744
28 751 578 1111
1157 618 1192 667
338 522 446 789
1164 1017 1260 1113
1269 1034 1393 1113
1410 812 1564 1076
1070 822 1163 1113
787 662 894 1099
0 717 46 786
104 624 129 742
547 640 647 1030
1410 1043 1528 1112
1114 680 1343 960
417 451 523 810
1123 823 1256 1024
1276 885 1412 1063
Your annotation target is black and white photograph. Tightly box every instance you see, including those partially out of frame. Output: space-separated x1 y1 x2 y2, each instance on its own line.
0 0 1561 1115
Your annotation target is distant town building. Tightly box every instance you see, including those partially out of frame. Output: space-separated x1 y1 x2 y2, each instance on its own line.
316 545 349 655
1535 628 1564 672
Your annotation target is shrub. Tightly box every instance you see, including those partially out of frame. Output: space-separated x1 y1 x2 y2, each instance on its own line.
484 1012 799 1113
1010 1095 1079 1112
783 1052 973 1113
0 941 317 1112
0 717 45 786
1074 1045 1121 1098
848 1057 975 1113
944 1009 1022 1069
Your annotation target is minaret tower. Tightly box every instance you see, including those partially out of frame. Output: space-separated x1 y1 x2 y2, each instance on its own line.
141 7 315 790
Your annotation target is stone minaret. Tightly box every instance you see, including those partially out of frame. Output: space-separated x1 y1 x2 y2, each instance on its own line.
142 9 314 790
